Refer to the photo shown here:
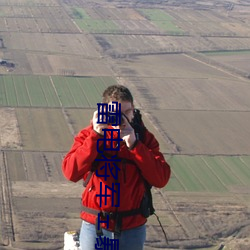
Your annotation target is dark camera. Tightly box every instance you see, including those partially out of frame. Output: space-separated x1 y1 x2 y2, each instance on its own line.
108 112 124 125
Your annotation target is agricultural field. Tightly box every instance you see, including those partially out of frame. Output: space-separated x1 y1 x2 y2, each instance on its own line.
205 37 250 51
0 75 115 108
68 7 121 33
165 155 250 192
1 0 250 249
0 15 79 34
150 110 250 155
138 8 184 34
203 50 250 73
1 31 109 75
113 53 250 109
167 8 250 36
94 33 249 56
67 7 163 34
4 33 100 57
16 108 73 151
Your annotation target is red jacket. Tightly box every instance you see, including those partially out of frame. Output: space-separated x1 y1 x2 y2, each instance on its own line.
62 124 171 231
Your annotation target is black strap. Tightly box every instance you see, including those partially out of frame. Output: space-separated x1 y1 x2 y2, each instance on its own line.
82 205 141 218
82 205 142 236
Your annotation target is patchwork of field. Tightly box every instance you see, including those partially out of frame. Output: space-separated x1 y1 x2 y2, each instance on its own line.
94 34 250 57
0 17 78 34
4 33 100 57
3 151 250 248
114 53 232 78
1 1 250 249
0 3 79 33
167 8 250 36
113 55 250 113
66 7 164 34
126 76 250 111
2 31 110 75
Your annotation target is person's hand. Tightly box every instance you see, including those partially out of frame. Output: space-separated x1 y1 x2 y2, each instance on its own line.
113 114 137 149
92 110 107 136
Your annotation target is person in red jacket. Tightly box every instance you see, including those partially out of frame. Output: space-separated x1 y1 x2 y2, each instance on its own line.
62 85 171 250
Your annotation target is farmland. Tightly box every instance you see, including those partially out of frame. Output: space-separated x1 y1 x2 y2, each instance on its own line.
138 9 184 34
165 155 250 192
1 0 250 250
0 75 115 107
203 50 250 74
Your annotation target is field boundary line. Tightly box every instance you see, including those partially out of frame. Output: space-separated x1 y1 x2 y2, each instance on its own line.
37 76 49 107
70 19 83 33
0 152 15 245
158 189 190 239
183 158 208 192
75 77 91 107
49 76 75 135
63 77 78 107
184 52 250 82
170 165 187 192
23 76 33 107
49 76 62 107
143 111 180 154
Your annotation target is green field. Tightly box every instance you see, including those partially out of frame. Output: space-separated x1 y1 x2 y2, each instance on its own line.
75 19 118 32
71 7 90 19
165 155 250 192
70 7 119 32
202 50 250 56
138 9 183 33
0 75 116 108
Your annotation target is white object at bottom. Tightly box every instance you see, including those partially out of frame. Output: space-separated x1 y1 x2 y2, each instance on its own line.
64 231 80 250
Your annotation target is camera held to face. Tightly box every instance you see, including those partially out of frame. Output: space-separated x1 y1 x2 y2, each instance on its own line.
108 112 124 125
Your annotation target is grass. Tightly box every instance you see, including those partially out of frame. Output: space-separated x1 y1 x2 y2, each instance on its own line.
153 20 183 33
202 49 250 56
75 19 118 32
138 9 173 21
138 8 183 33
165 155 250 193
38 76 61 107
0 76 8 105
71 7 118 32
3 75 18 106
71 7 90 19
0 75 116 108
25 76 48 107
13 76 31 106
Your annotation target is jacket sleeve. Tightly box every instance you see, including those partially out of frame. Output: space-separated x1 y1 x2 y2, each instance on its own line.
129 129 171 188
62 126 103 182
